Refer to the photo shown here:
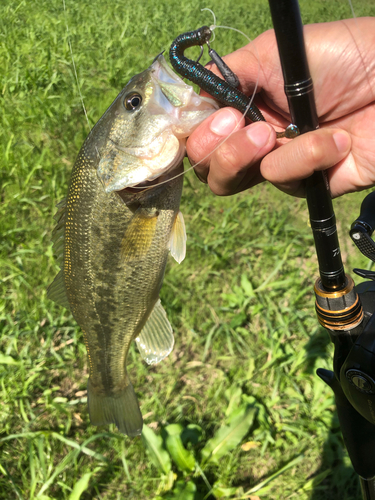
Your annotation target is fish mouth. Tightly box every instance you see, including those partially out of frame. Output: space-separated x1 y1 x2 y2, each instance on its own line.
117 164 182 194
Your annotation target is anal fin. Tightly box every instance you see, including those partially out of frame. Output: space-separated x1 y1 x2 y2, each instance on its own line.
135 299 174 365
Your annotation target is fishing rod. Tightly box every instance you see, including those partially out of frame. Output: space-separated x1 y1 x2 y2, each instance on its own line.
169 8 375 496
268 1 375 498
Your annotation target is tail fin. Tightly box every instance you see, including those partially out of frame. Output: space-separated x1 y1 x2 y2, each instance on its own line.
87 379 143 437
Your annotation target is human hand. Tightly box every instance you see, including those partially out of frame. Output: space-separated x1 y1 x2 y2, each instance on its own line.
186 17 375 198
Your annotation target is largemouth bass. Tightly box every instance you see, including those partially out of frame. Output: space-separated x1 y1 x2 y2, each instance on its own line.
48 55 218 437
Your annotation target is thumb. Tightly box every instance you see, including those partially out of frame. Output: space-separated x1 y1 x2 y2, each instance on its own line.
260 128 351 197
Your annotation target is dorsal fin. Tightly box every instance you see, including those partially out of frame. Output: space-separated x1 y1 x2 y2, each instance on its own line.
135 299 174 365
51 197 67 268
47 270 71 309
47 198 70 309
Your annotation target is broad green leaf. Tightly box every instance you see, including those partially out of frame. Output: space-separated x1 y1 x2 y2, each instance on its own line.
212 482 238 498
181 424 203 445
229 312 247 329
160 480 196 500
142 425 171 475
201 407 256 465
240 274 255 297
0 353 20 365
154 470 176 495
225 405 250 424
68 471 97 500
165 424 195 473
224 385 242 418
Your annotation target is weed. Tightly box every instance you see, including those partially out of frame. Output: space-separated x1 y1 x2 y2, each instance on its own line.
1 0 374 498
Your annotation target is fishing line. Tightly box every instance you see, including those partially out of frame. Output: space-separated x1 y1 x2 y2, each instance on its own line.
128 105 250 193
62 0 91 131
347 0 356 19
201 6 261 101
201 8 217 41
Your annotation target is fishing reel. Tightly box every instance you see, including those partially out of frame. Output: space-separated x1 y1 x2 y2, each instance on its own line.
337 191 375 424
315 192 375 423
315 191 375 481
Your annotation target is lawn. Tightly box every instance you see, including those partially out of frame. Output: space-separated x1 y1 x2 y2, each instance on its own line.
1 0 375 498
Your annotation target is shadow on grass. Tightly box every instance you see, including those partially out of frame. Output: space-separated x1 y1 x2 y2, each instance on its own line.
309 425 361 500
303 330 362 500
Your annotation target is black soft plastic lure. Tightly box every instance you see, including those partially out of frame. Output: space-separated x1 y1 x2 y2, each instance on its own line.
169 26 299 139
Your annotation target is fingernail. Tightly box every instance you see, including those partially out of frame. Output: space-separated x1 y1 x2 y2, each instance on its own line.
210 109 239 136
194 169 208 184
246 122 272 148
333 131 350 153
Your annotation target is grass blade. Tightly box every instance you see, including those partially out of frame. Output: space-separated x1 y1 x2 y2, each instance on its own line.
68 469 99 500
243 454 305 495
201 407 256 465
37 449 78 497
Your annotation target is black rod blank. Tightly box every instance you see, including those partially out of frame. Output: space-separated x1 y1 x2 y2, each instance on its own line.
268 0 346 291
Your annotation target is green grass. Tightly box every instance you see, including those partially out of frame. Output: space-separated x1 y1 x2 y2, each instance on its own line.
1 0 375 498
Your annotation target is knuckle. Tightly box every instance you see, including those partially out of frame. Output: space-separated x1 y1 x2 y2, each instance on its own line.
304 133 325 165
209 182 231 196
216 140 242 172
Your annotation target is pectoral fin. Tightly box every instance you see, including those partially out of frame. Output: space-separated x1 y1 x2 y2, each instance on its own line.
168 210 186 264
121 209 158 262
135 299 174 365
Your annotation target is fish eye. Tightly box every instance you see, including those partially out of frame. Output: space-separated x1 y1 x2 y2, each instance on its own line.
124 92 142 111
